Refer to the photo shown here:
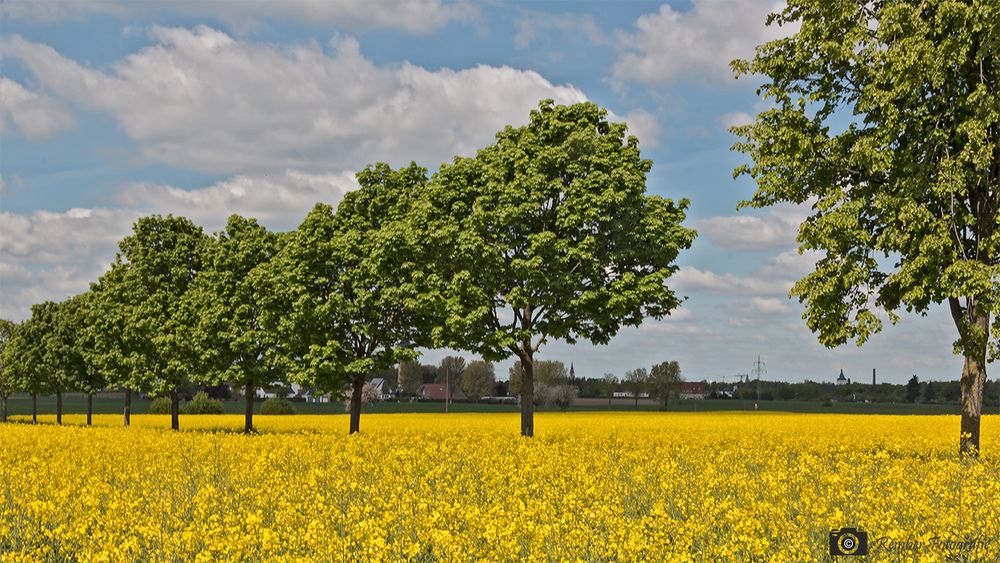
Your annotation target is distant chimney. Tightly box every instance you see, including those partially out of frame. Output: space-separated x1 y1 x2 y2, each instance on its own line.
872 368 876 386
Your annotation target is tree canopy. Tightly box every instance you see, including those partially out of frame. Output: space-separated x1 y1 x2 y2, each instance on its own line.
421 100 695 435
733 0 998 454
98 215 209 430
262 162 435 433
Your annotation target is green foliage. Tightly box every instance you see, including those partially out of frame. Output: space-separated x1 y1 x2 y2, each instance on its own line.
260 398 296 415
421 100 695 363
0 319 17 399
732 0 999 358
182 215 284 393
47 293 107 395
460 360 496 402
906 375 921 404
148 396 172 414
648 361 683 410
181 391 224 415
396 361 424 396
98 215 209 395
4 305 59 397
259 163 434 396
623 368 649 400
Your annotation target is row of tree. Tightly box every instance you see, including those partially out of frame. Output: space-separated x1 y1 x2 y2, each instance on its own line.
0 100 695 436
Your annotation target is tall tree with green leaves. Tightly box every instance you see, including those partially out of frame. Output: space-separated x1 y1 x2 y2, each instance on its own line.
0 318 17 422
397 360 423 396
32 301 78 425
84 273 135 426
648 361 682 411
182 215 283 433
460 360 496 402
3 314 52 423
421 100 695 436
48 293 108 426
623 368 649 408
261 163 435 434
732 0 999 455
100 215 208 430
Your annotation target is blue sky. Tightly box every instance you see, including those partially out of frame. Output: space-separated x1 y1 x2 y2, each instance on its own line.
0 0 961 384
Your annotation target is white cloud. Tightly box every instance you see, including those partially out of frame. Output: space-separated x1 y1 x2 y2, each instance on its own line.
612 0 793 85
621 108 661 148
0 0 475 33
695 203 810 251
672 266 792 295
718 111 753 130
0 168 357 320
746 297 790 315
0 78 76 141
117 170 357 231
1 28 587 174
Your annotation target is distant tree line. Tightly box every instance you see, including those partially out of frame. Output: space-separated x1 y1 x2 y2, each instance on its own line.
0 100 695 437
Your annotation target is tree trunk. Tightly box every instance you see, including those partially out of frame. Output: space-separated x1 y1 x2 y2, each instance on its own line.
950 297 989 457
86 393 93 426
31 393 37 424
1 396 7 423
170 389 180 431
349 375 364 434
244 380 255 434
960 354 987 456
520 355 534 437
56 391 62 425
634 394 638 408
123 388 131 427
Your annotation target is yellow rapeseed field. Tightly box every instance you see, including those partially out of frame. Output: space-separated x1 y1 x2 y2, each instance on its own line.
0 413 998 562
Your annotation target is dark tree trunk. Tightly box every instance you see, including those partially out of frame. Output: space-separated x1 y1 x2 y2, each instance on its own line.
56 391 62 425
1 396 7 423
950 297 989 457
86 393 93 426
960 354 987 456
349 375 364 434
31 392 37 424
634 394 639 408
520 354 534 437
170 389 180 431
244 381 254 434
123 388 131 427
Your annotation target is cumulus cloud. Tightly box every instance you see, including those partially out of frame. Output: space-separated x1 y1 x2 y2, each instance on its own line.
0 207 137 318
0 78 76 141
719 111 753 130
0 169 357 320
672 266 793 296
620 108 661 148
1 0 475 33
695 204 810 251
612 0 793 85
117 170 357 231
1 28 587 174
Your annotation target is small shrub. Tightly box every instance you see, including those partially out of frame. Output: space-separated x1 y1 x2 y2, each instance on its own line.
182 391 224 415
260 398 296 415
148 396 173 414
